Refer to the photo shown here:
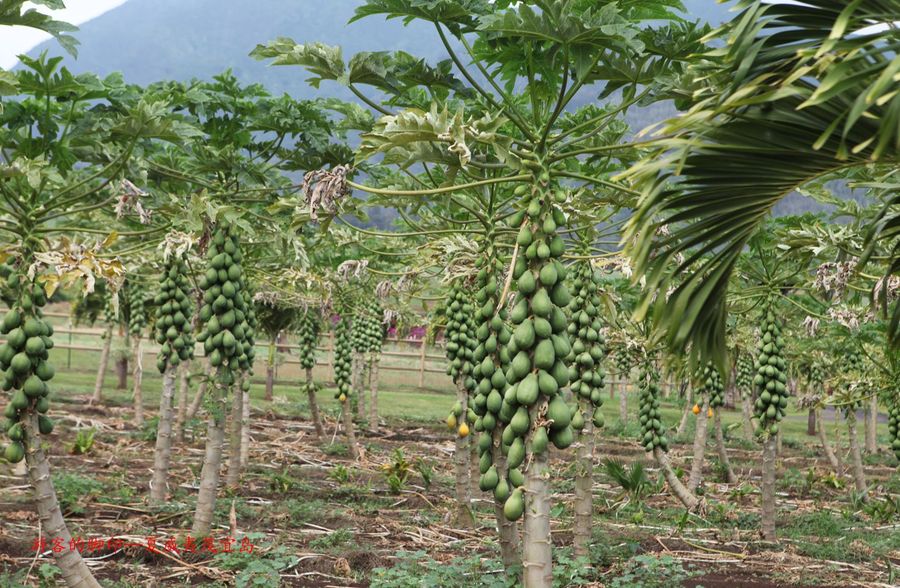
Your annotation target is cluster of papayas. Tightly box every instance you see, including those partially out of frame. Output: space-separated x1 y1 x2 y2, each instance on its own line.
333 312 353 403
752 297 789 434
296 310 320 371
736 353 754 399
807 361 825 392
698 362 724 410
126 282 149 338
467 251 517 507
637 362 668 452
565 260 606 429
839 349 866 412
888 396 900 461
352 298 383 355
195 225 255 378
441 283 476 388
441 282 477 437
613 346 633 379
153 254 194 373
499 175 574 521
0 271 55 463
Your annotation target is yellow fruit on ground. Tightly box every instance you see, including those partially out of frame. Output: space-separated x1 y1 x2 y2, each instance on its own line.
707 408 714 418
458 422 470 438
692 404 700 415
447 413 457 429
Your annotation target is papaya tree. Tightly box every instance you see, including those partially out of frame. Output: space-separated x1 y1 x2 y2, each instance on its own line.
296 306 325 438
149 238 195 502
254 297 297 402
254 2 703 582
192 223 250 535
0 48 184 585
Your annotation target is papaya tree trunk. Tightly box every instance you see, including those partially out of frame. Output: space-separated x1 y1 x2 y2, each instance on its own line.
676 389 693 438
175 361 190 443
192 373 228 537
264 338 275 402
150 365 177 502
240 385 250 468
741 393 755 442
807 408 817 436
618 380 627 425
23 412 102 588
845 409 867 496
354 352 367 423
226 378 243 489
115 355 128 390
688 396 709 492
573 412 593 560
815 408 839 472
652 447 699 510
452 381 473 527
760 434 777 541
368 354 380 433
341 399 360 459
131 337 144 427
713 411 737 484
186 359 211 422
90 326 113 404
864 395 877 454
522 404 551 588
305 367 324 439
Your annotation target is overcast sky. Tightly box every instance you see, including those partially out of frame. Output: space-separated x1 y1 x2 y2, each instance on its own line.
0 0 128 68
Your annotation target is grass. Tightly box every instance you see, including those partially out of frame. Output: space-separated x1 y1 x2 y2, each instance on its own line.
48 364 894 452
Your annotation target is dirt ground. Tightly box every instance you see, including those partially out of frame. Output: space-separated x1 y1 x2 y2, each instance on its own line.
0 393 897 587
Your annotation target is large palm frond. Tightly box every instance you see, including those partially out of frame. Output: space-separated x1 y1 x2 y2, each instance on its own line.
623 0 900 361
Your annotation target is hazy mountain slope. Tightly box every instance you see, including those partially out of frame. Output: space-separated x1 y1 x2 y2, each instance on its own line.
30 0 732 96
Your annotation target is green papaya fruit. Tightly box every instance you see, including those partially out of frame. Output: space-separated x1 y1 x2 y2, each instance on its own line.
507 437 525 469
551 425 574 449
38 415 53 435
547 394 571 430
504 489 525 521
516 373 539 406
4 441 25 463
532 426 549 454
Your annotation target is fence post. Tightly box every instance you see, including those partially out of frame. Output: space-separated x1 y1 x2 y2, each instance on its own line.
418 339 426 388
67 320 72 369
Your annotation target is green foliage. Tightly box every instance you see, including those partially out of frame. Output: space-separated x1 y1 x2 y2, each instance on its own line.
52 472 105 514
70 428 96 455
414 458 433 490
371 550 511 588
381 448 411 494
609 555 699 588
322 442 349 457
278 499 326 523
214 541 298 588
308 528 355 551
328 464 352 484
602 458 657 505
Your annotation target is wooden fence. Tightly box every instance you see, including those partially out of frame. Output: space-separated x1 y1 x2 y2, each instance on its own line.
21 311 453 391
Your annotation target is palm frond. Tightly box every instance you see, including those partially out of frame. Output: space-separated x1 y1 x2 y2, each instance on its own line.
623 0 900 361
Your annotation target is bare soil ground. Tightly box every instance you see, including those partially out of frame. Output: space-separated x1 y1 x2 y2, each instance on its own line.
0 393 897 587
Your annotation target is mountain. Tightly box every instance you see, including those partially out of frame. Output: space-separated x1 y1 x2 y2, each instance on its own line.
28 0 733 100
